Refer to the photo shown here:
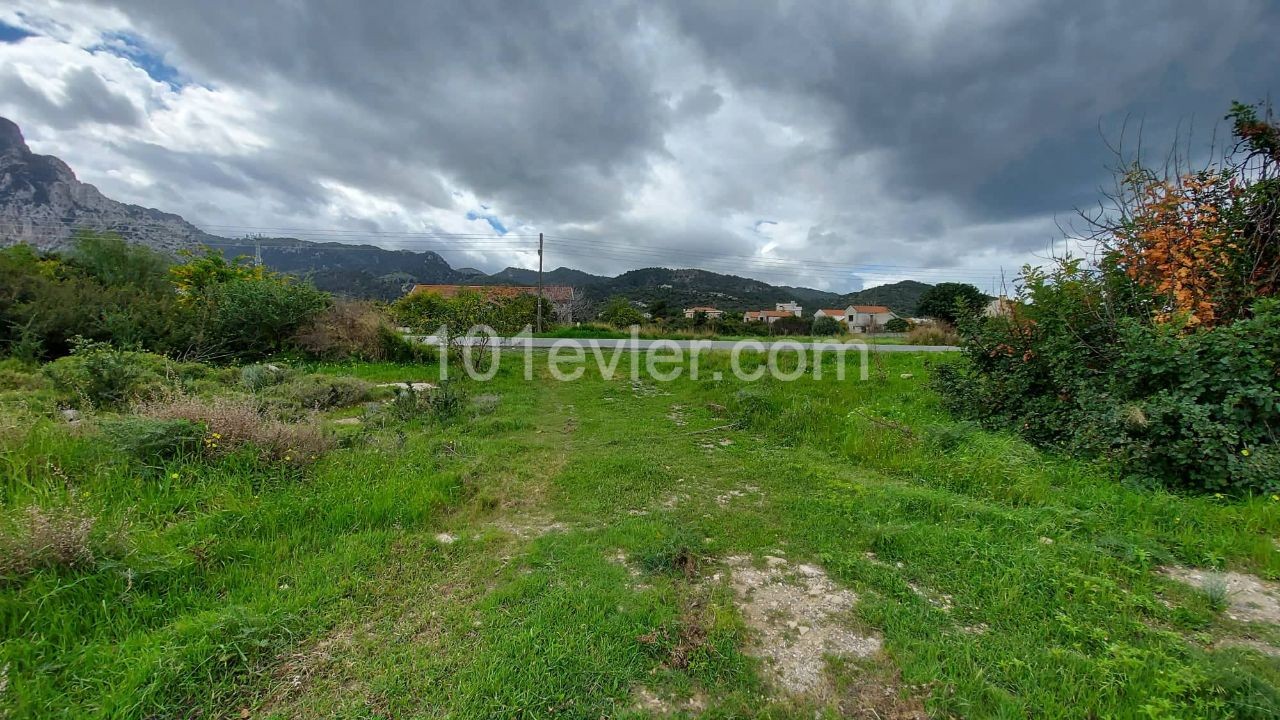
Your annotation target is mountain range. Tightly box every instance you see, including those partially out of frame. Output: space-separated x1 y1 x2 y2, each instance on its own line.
0 116 932 315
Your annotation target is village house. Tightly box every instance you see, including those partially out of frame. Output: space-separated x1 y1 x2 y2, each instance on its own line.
844 304 897 333
683 306 724 320
984 295 1017 318
743 310 796 324
812 308 847 323
775 300 803 317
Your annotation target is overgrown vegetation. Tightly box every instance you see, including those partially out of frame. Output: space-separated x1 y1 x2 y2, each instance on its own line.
934 101 1280 494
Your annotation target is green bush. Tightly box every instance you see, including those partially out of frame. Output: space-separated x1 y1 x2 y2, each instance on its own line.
42 339 168 408
597 296 646 328
100 417 205 462
885 317 910 333
934 275 1280 493
272 374 372 410
426 381 464 420
196 277 329 360
240 363 294 391
811 316 842 336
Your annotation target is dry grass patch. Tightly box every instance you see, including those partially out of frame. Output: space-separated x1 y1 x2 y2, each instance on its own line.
0 505 117 579
137 394 335 463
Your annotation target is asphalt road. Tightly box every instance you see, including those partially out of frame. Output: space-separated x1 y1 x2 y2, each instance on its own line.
407 336 960 352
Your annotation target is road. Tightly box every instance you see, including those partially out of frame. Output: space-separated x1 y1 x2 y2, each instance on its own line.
406 336 960 353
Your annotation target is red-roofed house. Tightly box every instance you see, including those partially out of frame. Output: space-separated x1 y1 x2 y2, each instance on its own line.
844 304 897 332
813 308 848 323
683 306 724 320
743 309 796 324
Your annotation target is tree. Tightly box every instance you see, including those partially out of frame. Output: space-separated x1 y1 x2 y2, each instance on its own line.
885 317 910 333
770 316 809 336
597 296 645 327
915 283 987 324
811 315 841 336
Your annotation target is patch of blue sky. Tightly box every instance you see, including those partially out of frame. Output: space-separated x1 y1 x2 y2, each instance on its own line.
0 20 35 43
93 31 184 88
466 209 508 234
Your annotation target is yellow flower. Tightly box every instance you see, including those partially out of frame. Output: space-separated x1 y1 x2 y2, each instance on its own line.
1242 448 1251 456
170 472 180 479
212 433 222 438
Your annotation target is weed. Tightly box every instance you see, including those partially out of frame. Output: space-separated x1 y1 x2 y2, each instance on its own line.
240 363 294 391
0 505 108 578
426 381 464 421
1202 573 1232 613
138 394 334 464
272 374 372 410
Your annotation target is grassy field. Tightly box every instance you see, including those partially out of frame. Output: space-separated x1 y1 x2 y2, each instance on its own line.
3 351 1280 718
536 325 912 344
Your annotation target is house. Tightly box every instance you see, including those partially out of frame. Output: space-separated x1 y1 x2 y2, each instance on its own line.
408 284 577 319
743 310 796 324
775 300 803 317
813 308 847 323
683 306 724 320
984 295 1017 318
844 304 897 332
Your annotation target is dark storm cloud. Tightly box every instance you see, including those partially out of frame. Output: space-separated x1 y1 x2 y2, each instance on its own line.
103 0 670 221
663 0 1280 221
9 0 1278 288
0 65 139 129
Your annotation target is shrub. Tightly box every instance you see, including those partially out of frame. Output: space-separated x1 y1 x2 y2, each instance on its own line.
239 363 294 391
0 359 45 391
934 273 1280 493
137 395 335 464
769 316 809 336
906 323 959 346
728 387 778 429
811 316 842 336
99 416 205 462
194 276 329 360
884 317 910 333
426 381 464 420
272 374 372 410
0 506 111 579
42 338 168 408
293 299 393 359
597 296 646 328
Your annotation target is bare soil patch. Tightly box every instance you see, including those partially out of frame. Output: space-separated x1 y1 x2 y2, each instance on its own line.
1162 566 1280 624
723 555 881 695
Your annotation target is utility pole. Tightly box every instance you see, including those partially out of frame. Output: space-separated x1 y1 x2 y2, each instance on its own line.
536 232 544 333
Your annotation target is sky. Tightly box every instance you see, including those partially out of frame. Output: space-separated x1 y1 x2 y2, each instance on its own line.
1 1 1276 293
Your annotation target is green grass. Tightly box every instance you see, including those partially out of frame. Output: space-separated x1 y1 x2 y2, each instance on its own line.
535 324 909 344
3 352 1280 718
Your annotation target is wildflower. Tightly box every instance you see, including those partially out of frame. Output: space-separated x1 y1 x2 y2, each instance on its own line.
1242 448 1251 456
170 472 180 479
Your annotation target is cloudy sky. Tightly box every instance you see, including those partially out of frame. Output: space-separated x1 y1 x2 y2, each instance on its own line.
1 1 1276 292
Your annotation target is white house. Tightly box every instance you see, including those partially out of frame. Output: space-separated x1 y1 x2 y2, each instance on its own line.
813 308 847 323
775 301 802 317
844 305 897 332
